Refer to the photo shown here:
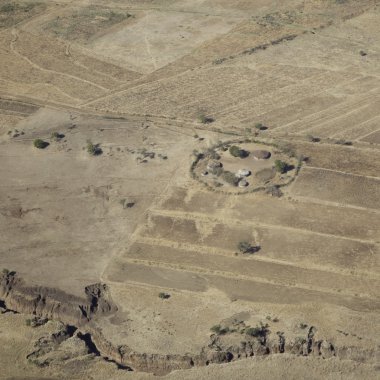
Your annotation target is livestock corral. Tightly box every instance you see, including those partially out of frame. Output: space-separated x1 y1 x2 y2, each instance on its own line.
0 1 379 379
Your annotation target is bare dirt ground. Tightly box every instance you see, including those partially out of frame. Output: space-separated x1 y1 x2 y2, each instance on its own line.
0 0 379 378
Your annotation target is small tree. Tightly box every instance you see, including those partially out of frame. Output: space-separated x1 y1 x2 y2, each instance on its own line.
274 160 288 174
238 241 260 254
238 241 252 253
87 140 102 156
254 123 265 131
33 139 49 149
198 113 214 124
51 132 64 141
229 145 248 158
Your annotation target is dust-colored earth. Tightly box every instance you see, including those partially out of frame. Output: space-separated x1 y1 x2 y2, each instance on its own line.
0 0 379 379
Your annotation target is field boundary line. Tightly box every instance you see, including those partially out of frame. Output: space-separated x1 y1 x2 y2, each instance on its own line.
357 127 380 141
131 236 380 281
116 257 379 300
329 114 380 138
272 86 380 132
297 100 380 135
304 166 380 181
148 208 379 244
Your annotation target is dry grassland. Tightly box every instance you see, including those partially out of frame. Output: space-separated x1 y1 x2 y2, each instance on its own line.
0 0 379 378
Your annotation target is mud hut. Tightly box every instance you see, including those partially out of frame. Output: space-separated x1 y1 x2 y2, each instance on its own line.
236 169 251 178
252 150 271 160
239 179 249 187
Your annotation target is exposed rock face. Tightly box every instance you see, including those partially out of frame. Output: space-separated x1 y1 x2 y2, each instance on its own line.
0 271 376 375
0 271 117 326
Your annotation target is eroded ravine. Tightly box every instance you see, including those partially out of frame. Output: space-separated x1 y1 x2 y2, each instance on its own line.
1 271 378 375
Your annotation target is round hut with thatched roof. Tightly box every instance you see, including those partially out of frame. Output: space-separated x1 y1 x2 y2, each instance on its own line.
252 150 271 160
239 179 249 188
236 169 251 178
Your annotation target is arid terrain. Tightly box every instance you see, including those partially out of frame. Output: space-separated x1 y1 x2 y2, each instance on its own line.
0 0 379 379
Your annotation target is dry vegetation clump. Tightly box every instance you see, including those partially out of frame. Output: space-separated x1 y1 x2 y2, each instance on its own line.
306 135 320 143
198 112 214 124
335 139 352 146
0 1 45 28
210 325 230 335
44 6 133 41
51 132 64 141
222 171 239 186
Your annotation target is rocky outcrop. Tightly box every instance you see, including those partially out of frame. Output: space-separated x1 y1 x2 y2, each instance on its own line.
1 271 377 375
0 271 117 326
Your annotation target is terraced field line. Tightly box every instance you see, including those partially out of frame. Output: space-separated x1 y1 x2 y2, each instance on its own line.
305 165 380 181
290 194 380 214
144 35 158 71
329 114 380 138
133 236 380 280
297 102 380 136
99 158 188 283
149 208 379 244
118 257 377 299
10 29 109 92
272 86 380 132
79 64 206 107
357 127 380 141
217 72 362 120
0 78 83 104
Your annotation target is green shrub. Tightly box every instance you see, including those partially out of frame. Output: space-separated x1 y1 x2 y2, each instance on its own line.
238 241 252 253
238 241 260 254
33 139 49 149
274 160 288 174
229 145 248 158
87 140 102 155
